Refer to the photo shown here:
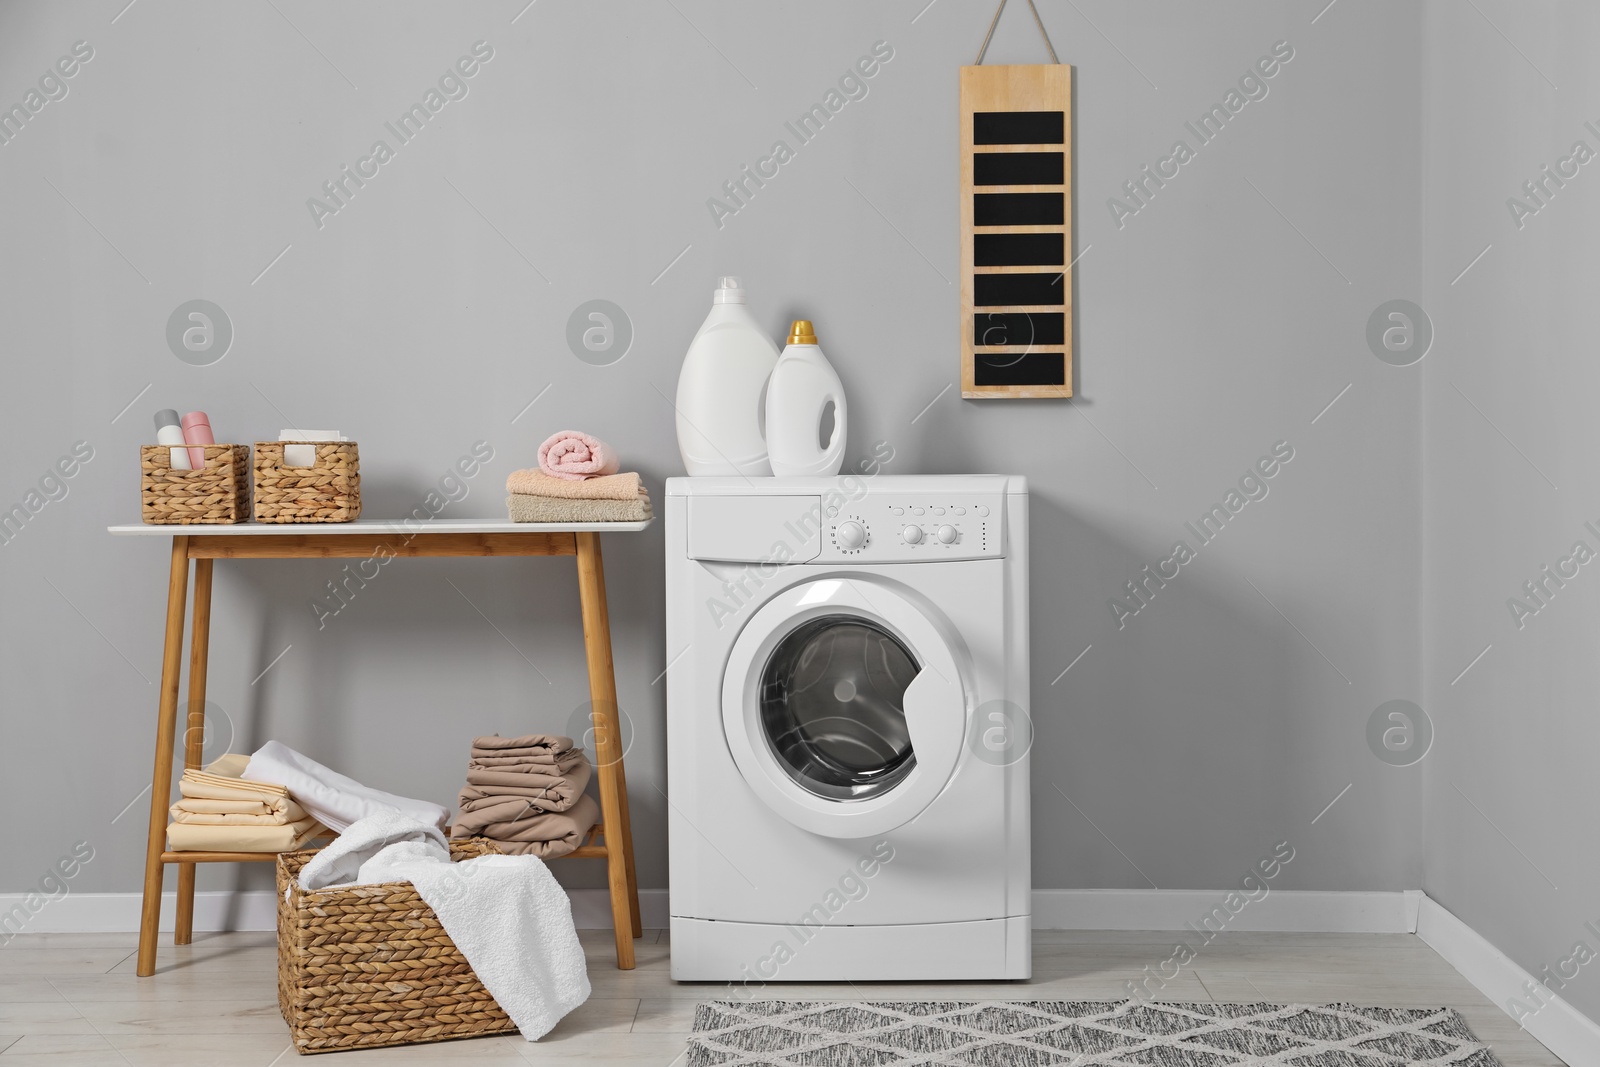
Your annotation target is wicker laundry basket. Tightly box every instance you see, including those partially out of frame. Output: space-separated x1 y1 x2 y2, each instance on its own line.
275 839 517 1055
140 444 249 524
253 441 361 523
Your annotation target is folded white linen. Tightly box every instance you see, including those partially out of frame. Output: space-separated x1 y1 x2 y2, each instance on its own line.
242 741 449 833
298 811 590 1041
278 429 347 467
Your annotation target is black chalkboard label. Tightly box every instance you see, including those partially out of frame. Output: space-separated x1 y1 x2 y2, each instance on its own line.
975 233 1064 266
974 312 1065 347
974 152 1064 186
975 272 1063 306
974 193 1064 226
974 351 1066 386
974 111 1064 145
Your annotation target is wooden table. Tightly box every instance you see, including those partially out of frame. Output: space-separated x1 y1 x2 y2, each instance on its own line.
108 519 649 976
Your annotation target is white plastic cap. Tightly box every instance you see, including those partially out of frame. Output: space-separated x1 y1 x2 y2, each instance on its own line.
713 275 746 304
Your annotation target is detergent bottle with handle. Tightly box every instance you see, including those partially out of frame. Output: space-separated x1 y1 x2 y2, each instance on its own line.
765 319 847 478
675 276 780 476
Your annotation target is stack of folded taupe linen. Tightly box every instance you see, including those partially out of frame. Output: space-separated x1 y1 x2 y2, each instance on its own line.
451 735 599 858
167 753 325 852
505 470 652 524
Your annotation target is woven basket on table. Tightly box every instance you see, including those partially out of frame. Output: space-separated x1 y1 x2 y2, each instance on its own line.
253 441 361 523
276 838 516 1055
140 444 249 524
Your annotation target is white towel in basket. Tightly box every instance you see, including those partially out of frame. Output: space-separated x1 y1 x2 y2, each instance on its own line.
298 810 591 1041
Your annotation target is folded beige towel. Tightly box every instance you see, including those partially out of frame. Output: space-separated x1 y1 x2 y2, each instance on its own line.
169 798 311 824
177 799 271 815
460 785 589 817
462 762 592 810
180 756 292 798
174 783 306 818
166 752 317 848
459 736 592 811
180 776 285 798
506 492 651 524
505 469 643 500
167 816 324 853
469 752 587 772
451 793 599 858
471 734 583 763
458 787 588 820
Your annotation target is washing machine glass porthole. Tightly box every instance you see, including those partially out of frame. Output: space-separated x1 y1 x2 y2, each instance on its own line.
757 614 919 801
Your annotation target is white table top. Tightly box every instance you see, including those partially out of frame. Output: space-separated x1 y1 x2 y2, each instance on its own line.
108 518 654 536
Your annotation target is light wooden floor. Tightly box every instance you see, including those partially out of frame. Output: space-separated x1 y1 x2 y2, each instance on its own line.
0 928 1564 1065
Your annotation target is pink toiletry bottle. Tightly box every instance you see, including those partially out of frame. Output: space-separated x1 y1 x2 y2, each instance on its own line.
153 409 191 470
181 411 214 469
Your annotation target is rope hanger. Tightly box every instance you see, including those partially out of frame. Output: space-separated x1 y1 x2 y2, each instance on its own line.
975 0 1060 64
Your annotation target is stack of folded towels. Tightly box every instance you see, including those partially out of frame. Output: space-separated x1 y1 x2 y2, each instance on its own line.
166 741 453 853
451 734 599 858
167 753 326 853
506 430 651 523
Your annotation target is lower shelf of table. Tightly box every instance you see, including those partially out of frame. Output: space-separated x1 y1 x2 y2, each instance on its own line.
159 824 609 865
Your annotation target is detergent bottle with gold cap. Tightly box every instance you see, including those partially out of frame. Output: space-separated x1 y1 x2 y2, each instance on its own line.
765 319 847 478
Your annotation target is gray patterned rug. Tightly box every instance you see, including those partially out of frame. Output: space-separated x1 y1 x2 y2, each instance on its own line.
687 1000 1504 1066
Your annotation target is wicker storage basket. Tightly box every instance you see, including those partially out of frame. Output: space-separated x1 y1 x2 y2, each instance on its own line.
253 441 361 523
140 444 249 524
276 839 516 1055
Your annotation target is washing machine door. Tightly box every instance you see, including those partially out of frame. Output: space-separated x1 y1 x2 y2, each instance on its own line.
722 578 968 839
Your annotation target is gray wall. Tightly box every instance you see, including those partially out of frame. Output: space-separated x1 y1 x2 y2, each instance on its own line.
0 1 1427 904
1421 1 1600 1023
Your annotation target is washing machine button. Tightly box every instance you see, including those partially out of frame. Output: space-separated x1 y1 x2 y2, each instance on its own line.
937 525 958 544
975 505 991 517
952 506 966 516
902 525 923 544
836 521 867 550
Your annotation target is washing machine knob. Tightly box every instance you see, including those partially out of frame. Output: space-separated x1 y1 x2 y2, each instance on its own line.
936 524 958 544
902 525 923 544
836 520 867 550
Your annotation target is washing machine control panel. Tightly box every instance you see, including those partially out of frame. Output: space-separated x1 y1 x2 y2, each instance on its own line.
821 494 1005 562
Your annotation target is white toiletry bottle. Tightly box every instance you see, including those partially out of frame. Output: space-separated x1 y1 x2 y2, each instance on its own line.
766 319 847 478
675 276 781 477
153 409 192 470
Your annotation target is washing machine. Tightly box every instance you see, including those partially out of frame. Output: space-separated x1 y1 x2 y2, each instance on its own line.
664 475 1030 982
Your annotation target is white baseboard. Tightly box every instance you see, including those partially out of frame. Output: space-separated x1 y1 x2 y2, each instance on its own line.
1031 889 1421 933
3 887 1414 937
1417 895 1600 1067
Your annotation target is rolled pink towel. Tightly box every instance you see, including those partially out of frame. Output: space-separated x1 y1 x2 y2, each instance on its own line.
538 430 620 481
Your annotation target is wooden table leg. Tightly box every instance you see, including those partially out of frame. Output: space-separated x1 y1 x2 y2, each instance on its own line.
588 534 641 938
174 558 213 946
574 532 639 969
612 741 643 939
588 532 641 938
137 537 191 977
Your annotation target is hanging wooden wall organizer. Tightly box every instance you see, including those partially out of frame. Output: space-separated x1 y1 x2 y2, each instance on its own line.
960 1 1073 399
